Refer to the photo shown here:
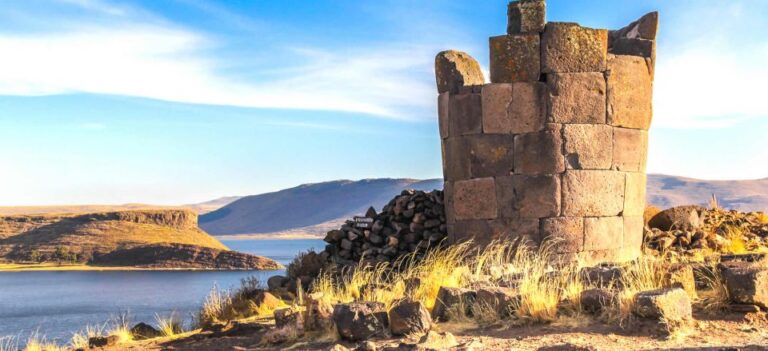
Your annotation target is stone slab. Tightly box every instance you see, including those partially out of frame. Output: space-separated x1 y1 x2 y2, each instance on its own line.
513 124 564 175
490 34 541 83
623 172 647 216
438 92 450 139
541 22 608 73
481 83 513 134
435 50 485 94
453 178 498 220
562 170 625 216
606 54 653 129
449 93 483 136
466 134 515 178
612 128 648 172
507 0 546 34
623 216 644 252
547 72 606 124
584 217 623 251
496 175 561 218
442 137 470 181
563 124 612 169
509 82 547 133
540 217 584 254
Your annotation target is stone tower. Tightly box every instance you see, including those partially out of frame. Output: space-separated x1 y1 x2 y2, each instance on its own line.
436 0 657 264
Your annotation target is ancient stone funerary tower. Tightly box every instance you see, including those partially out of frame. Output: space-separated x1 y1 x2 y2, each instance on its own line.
436 0 657 265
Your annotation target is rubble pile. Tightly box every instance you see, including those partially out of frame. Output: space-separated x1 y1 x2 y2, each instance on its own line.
321 190 447 267
644 206 768 260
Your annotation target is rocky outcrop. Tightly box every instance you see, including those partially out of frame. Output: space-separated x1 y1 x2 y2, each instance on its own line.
90 244 282 270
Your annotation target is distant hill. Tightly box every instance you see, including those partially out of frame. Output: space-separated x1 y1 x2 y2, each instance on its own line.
201 175 768 237
0 197 241 216
199 179 443 236
647 175 768 211
0 210 280 270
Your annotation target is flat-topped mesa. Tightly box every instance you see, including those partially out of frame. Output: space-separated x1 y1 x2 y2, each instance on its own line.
435 0 658 265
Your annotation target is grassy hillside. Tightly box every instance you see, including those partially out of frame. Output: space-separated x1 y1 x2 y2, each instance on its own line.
199 178 443 235
0 196 241 216
0 209 228 264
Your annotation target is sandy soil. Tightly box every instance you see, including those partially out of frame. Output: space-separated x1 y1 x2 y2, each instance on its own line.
106 312 768 351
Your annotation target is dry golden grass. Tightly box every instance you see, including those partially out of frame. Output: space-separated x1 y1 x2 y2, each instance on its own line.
757 212 768 224
69 324 106 350
155 313 184 337
198 278 288 326
22 334 63 351
605 257 669 325
0 337 17 351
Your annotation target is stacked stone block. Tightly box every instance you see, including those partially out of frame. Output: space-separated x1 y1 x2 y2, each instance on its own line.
436 0 658 264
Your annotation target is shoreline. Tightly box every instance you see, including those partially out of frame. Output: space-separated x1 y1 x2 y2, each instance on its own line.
0 263 284 272
216 233 324 240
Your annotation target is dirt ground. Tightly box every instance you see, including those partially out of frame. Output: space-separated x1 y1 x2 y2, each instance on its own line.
107 311 768 351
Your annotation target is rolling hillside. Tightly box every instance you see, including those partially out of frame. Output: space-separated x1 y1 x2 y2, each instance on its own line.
199 179 443 235
201 175 768 237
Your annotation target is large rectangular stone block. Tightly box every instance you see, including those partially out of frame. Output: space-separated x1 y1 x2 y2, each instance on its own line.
450 219 491 243
541 22 608 73
466 134 515 178
438 92 450 139
480 217 540 245
481 83 513 134
495 175 560 218
444 181 455 224
490 34 541 83
606 54 653 129
563 124 612 170
623 172 647 216
612 127 648 172
513 124 565 175
623 216 644 251
507 0 546 34
562 170 625 216
541 217 584 254
509 82 547 133
449 93 483 136
453 178 498 220
547 72 606 124
584 217 623 251
442 137 470 181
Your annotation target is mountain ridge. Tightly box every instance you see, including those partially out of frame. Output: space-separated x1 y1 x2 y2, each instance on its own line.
200 174 768 237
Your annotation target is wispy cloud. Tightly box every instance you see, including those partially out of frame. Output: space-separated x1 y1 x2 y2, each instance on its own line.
653 1 768 129
0 0 439 120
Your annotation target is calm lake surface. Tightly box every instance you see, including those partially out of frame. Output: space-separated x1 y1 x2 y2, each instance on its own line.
0 239 324 344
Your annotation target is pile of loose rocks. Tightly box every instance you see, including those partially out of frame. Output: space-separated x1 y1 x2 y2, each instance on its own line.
321 189 448 267
644 206 768 259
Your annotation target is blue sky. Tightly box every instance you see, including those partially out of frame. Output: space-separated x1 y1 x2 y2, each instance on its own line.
1 0 767 206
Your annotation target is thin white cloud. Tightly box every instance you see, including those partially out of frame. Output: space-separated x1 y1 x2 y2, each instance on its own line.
0 1 439 120
652 2 768 129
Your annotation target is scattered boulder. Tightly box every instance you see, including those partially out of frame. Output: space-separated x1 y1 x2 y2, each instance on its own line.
719 261 768 309
730 304 761 313
431 287 477 322
332 302 389 341
88 335 119 348
267 275 289 290
129 322 161 340
326 344 351 351
580 288 615 314
435 50 485 94
254 291 284 311
358 341 378 351
304 293 334 332
663 264 697 300
580 265 623 288
475 287 519 316
634 288 692 323
274 308 304 330
648 205 702 231
389 300 432 336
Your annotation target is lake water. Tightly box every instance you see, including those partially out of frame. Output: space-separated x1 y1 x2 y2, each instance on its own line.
0 239 324 345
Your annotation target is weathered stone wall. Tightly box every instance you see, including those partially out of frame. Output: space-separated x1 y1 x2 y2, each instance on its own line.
437 0 657 264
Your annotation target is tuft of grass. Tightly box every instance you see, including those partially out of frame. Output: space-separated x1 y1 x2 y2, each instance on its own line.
607 257 668 325
697 264 730 313
510 243 583 324
70 324 106 350
155 313 184 337
757 212 768 224
198 278 287 327
22 333 63 351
